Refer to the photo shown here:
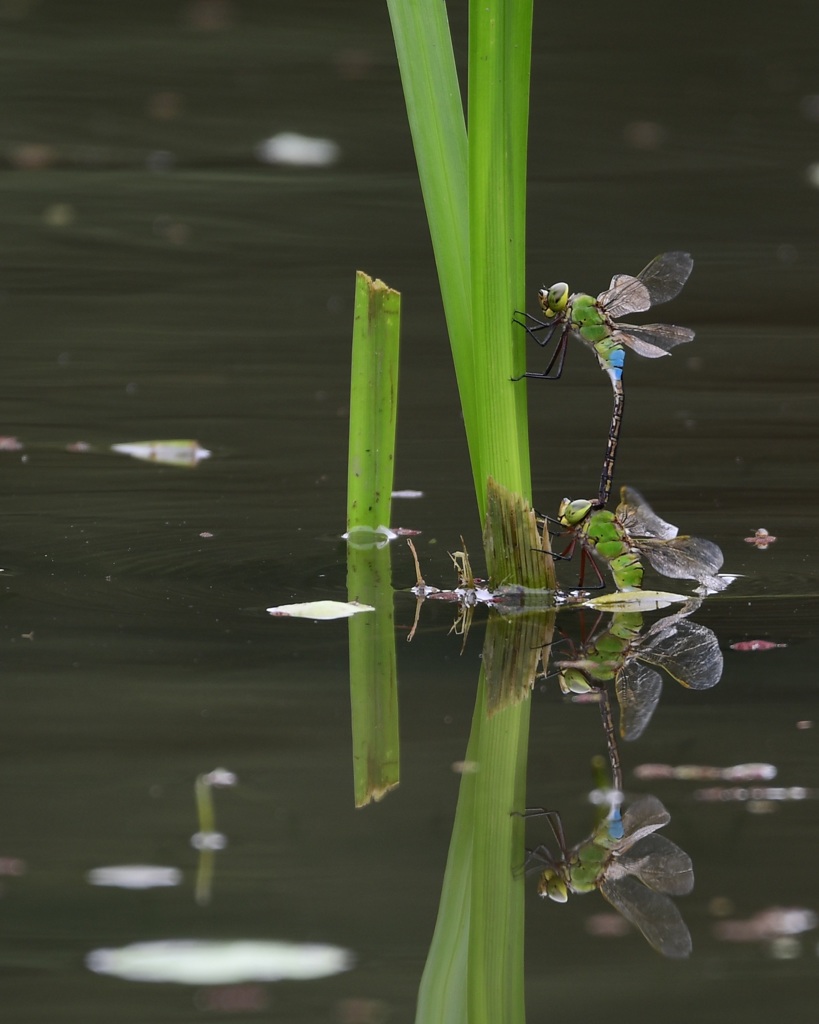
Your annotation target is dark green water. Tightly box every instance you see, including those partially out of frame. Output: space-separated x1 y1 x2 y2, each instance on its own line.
0 2 817 1022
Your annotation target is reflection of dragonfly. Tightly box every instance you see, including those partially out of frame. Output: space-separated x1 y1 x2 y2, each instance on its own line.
514 252 694 508
521 794 694 957
557 608 723 740
556 486 728 593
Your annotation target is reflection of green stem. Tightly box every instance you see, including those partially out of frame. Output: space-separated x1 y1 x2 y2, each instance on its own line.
346 273 401 806
194 774 216 906
417 678 529 1024
195 774 215 834
347 542 400 807
416 481 548 1024
194 849 215 908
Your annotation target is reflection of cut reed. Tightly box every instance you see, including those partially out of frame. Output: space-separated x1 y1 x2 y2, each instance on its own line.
192 768 236 906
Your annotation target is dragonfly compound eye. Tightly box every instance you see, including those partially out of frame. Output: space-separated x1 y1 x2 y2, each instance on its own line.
558 669 593 695
538 872 569 903
546 282 569 313
559 498 593 526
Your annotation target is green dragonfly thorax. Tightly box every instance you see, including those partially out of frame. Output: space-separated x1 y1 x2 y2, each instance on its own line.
570 292 611 345
558 613 645 693
575 505 645 591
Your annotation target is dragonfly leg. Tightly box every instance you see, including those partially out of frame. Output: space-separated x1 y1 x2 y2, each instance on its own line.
540 533 577 563
578 546 606 590
513 808 570 860
512 310 561 349
512 322 570 381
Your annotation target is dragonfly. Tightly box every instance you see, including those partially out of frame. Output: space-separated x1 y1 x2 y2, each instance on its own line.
514 252 695 508
554 485 729 593
556 607 724 740
520 793 694 957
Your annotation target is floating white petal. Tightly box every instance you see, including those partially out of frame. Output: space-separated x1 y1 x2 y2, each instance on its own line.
86 865 182 889
256 132 340 167
267 600 375 620
86 939 354 984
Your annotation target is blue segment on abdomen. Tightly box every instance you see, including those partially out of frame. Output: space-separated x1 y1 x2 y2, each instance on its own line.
608 348 626 379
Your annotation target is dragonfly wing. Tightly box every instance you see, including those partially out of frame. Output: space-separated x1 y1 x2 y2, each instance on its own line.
616 486 679 540
617 795 670 852
639 536 727 589
615 661 663 740
597 274 653 317
638 619 724 690
598 252 693 318
599 874 692 958
612 833 695 896
610 323 696 358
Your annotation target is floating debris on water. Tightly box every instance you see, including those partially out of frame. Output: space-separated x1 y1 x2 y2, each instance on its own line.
693 786 814 803
744 528 777 549
729 640 787 652
635 762 776 782
713 906 817 943
110 440 211 467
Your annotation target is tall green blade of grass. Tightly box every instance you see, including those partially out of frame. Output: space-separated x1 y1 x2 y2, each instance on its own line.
386 0 476 482
467 7 534 1021
346 273 401 806
388 4 542 1024
467 2 534 514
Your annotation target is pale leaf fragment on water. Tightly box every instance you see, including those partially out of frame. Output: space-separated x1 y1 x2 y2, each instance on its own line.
86 865 182 889
266 600 375 620
110 440 211 467
583 590 689 612
86 938 354 984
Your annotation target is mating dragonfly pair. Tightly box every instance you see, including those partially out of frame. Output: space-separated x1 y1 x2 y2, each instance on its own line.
516 602 723 957
516 252 728 593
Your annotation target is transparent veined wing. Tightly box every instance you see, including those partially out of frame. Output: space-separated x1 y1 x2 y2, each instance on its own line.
597 252 694 319
637 618 724 691
597 274 652 317
615 661 664 740
616 795 670 852
617 486 679 540
611 833 695 896
599 873 692 957
609 322 696 358
638 536 728 591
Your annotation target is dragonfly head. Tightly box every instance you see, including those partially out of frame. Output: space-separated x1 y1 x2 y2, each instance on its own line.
538 282 569 317
558 497 593 527
558 668 593 695
537 871 569 903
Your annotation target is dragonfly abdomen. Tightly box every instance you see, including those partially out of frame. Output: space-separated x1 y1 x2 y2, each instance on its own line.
608 552 644 591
